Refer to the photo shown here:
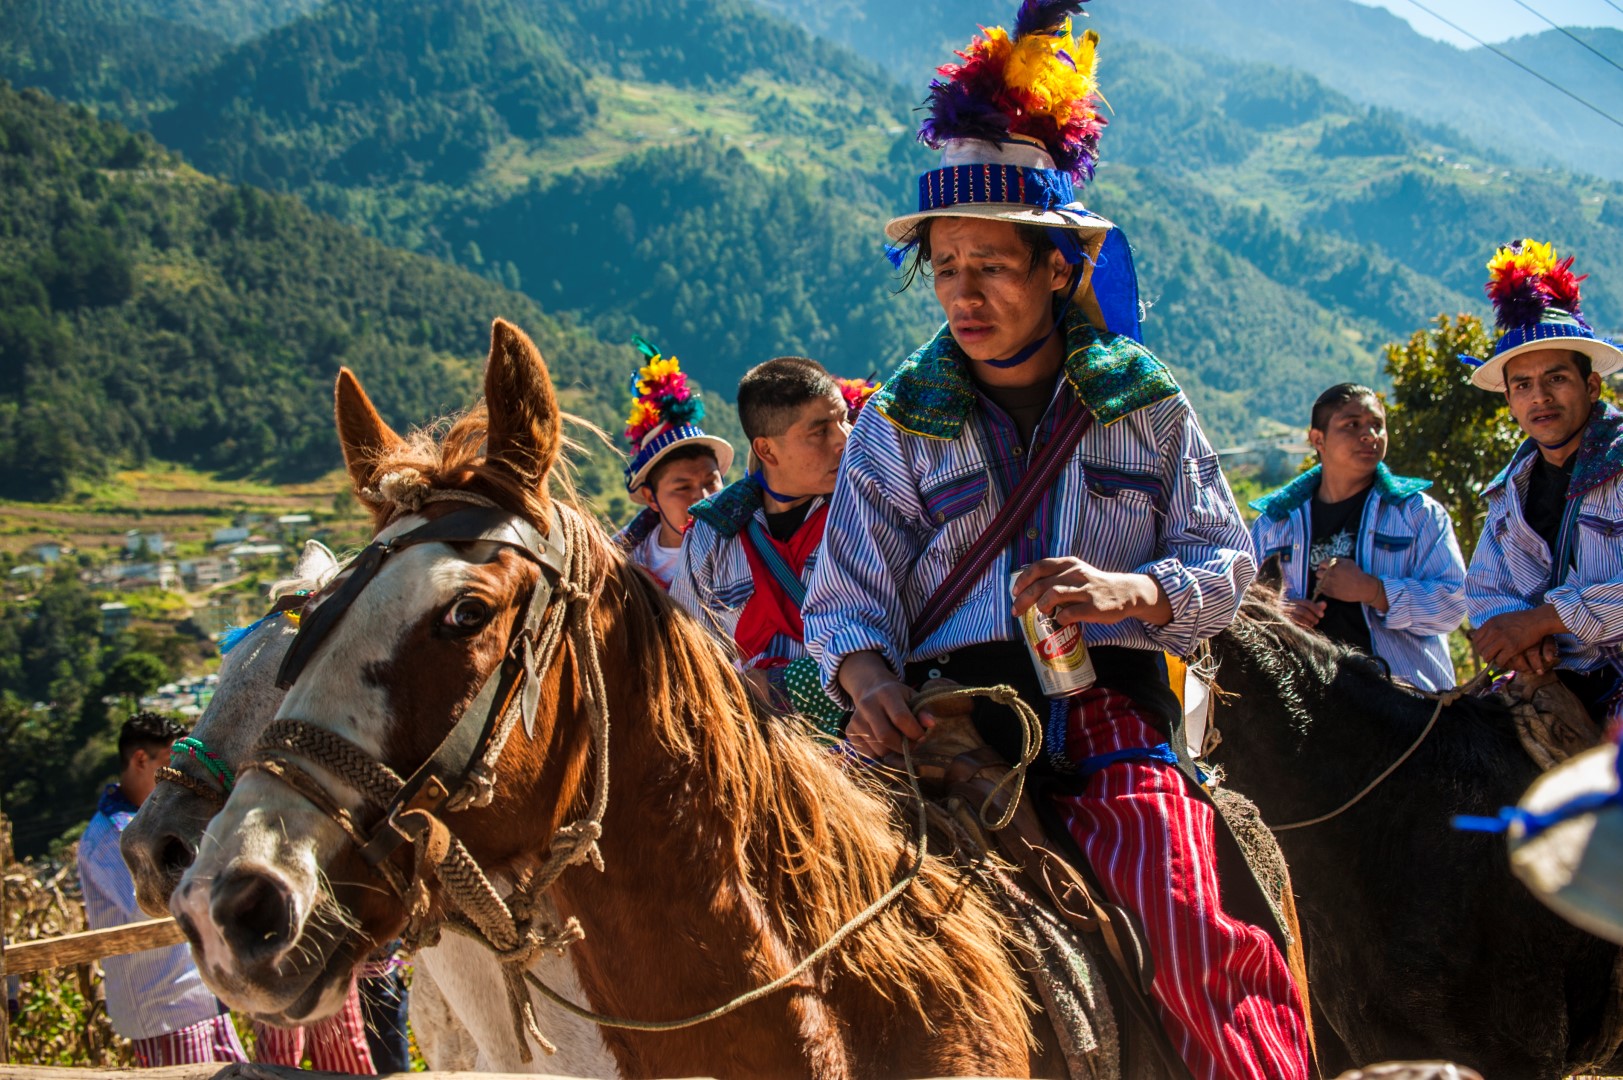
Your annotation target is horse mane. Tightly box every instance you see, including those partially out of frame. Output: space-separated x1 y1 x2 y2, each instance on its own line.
1221 582 1512 735
586 530 1032 1033
356 399 1027 1031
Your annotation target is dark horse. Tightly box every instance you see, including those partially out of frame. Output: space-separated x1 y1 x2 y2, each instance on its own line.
1209 588 1622 1077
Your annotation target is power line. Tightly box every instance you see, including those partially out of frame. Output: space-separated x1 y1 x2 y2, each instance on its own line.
1509 0 1623 77
1400 0 1623 131
1600 0 1623 17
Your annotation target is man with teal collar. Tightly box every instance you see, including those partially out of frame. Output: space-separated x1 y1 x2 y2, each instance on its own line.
1250 383 1466 691
670 356 852 734
1464 240 1623 726
800 3 1309 1074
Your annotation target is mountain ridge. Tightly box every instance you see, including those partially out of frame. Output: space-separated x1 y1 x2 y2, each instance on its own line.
2 0 1620 489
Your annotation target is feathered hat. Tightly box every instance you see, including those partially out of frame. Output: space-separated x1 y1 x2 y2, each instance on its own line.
886 0 1140 341
623 335 734 492
1462 239 1622 392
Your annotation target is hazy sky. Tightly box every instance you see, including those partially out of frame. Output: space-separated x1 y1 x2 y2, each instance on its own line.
1352 0 1623 47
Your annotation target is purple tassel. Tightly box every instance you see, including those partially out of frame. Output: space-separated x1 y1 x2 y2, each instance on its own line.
1014 0 1089 40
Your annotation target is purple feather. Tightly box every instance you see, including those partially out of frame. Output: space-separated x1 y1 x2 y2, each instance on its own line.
919 79 1010 147
1014 0 1089 40
1490 279 1548 330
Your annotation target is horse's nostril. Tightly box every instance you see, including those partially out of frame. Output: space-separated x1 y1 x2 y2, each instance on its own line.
158 835 195 877
212 869 297 964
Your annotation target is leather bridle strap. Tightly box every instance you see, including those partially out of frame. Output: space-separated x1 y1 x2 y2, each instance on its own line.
268 502 567 869
275 505 565 692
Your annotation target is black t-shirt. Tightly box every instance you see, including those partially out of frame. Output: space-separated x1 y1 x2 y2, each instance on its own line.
764 498 814 543
1307 486 1375 656
1522 453 1576 559
974 369 1061 447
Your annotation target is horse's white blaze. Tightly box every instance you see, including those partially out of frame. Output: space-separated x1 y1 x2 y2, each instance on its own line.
172 768 354 1019
176 532 532 1016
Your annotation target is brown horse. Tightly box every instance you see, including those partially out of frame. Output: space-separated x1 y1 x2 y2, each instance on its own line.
171 319 1059 1078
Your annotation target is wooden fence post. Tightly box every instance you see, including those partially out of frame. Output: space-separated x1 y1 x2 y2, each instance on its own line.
1 803 13 1065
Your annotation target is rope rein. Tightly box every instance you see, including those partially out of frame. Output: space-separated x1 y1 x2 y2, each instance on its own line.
1271 668 1493 832
518 740 930 1033
239 487 937 1057
909 683 1042 831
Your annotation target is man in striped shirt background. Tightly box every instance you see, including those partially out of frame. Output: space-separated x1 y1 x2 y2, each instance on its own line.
77 712 249 1068
1463 240 1623 731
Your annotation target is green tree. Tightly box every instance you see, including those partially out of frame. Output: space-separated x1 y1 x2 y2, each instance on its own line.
1382 314 1524 562
102 652 170 704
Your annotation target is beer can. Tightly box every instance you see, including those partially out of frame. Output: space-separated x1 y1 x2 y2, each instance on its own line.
1011 570 1097 697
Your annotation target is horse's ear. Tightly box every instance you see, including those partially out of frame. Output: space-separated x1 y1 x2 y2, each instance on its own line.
294 540 339 584
483 318 561 488
334 367 405 496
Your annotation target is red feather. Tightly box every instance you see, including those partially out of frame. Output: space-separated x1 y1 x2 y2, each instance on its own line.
1541 256 1586 314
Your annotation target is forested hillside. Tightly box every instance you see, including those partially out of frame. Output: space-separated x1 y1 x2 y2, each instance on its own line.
760 0 1623 182
0 0 228 125
759 2 1623 341
3 0 1622 493
0 83 739 508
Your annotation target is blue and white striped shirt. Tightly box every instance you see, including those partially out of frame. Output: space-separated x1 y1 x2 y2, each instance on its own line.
1467 403 1623 675
77 786 224 1040
803 316 1255 702
1250 464 1466 691
670 478 826 668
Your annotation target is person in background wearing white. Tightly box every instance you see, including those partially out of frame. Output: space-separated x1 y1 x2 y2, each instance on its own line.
78 712 249 1067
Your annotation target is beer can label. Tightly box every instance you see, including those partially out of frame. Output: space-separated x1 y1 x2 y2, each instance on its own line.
1011 570 1097 697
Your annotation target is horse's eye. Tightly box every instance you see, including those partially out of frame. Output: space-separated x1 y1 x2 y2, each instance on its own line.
443 597 493 633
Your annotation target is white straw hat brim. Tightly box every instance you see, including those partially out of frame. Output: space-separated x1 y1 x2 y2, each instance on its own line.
885 202 1116 246
1471 336 1623 392
626 434 735 492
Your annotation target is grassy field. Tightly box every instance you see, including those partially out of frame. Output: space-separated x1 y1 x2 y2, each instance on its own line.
0 464 372 561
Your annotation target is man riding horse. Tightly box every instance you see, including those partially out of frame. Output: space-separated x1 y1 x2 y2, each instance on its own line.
1463 240 1623 731
801 1 1311 1075
671 356 861 733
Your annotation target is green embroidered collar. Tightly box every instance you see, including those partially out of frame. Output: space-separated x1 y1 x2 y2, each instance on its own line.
870 309 1181 439
689 474 763 539
1249 463 1432 522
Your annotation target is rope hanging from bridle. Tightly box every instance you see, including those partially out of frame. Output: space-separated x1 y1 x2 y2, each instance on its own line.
234 485 938 1060
1270 668 1493 832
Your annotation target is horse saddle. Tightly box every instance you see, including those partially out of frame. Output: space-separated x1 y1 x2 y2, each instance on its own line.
879 685 1310 1080
895 713 1158 994
1495 673 1604 771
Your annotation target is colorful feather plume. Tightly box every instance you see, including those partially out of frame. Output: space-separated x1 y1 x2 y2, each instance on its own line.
1484 238 1589 329
625 335 704 447
838 376 879 419
918 0 1105 182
